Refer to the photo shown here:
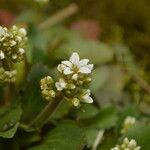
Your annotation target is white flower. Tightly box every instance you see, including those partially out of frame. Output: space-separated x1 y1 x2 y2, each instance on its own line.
57 52 93 75
81 89 93 103
55 78 67 91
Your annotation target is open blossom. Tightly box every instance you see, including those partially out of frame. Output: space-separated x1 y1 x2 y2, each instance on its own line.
41 52 94 107
57 52 93 77
55 78 67 91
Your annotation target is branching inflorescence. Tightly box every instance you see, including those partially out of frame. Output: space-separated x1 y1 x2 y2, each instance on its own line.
0 25 27 83
40 52 94 107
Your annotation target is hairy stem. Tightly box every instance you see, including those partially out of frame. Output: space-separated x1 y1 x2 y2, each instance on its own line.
29 95 62 129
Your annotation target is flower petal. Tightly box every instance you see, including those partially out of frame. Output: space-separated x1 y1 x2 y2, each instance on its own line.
61 60 72 68
55 78 66 91
78 59 89 67
64 67 73 75
59 78 66 88
79 66 91 74
57 64 66 72
55 82 63 91
81 96 93 103
69 52 80 65
86 64 94 70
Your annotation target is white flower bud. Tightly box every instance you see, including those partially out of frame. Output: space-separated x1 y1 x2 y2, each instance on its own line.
10 40 16 46
0 51 5 59
72 74 78 80
16 36 22 42
12 54 18 60
18 48 25 55
55 78 67 91
12 25 18 30
49 90 56 98
72 98 80 107
19 28 27 36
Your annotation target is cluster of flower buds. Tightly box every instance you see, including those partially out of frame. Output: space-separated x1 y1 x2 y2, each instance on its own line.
121 116 136 134
0 67 16 83
0 25 27 83
0 25 27 62
40 76 56 101
40 52 94 107
111 137 141 150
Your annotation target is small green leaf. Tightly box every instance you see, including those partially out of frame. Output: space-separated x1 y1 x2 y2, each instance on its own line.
0 104 22 138
28 121 85 150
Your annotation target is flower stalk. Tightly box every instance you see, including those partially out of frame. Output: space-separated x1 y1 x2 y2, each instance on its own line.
29 94 62 128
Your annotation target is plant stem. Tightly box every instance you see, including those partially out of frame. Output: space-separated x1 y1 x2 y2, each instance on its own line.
38 3 78 30
92 130 104 150
2 58 15 105
29 95 62 129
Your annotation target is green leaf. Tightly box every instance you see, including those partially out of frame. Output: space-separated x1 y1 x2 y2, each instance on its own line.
21 64 50 123
93 65 127 106
28 121 85 150
48 27 114 64
123 123 150 150
98 131 117 150
84 127 100 148
80 106 118 129
27 25 48 64
0 104 22 138
75 104 99 120
90 66 109 92
58 40 114 64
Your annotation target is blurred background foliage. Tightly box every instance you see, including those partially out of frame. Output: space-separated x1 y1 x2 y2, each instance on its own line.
0 0 150 150
1 0 150 68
